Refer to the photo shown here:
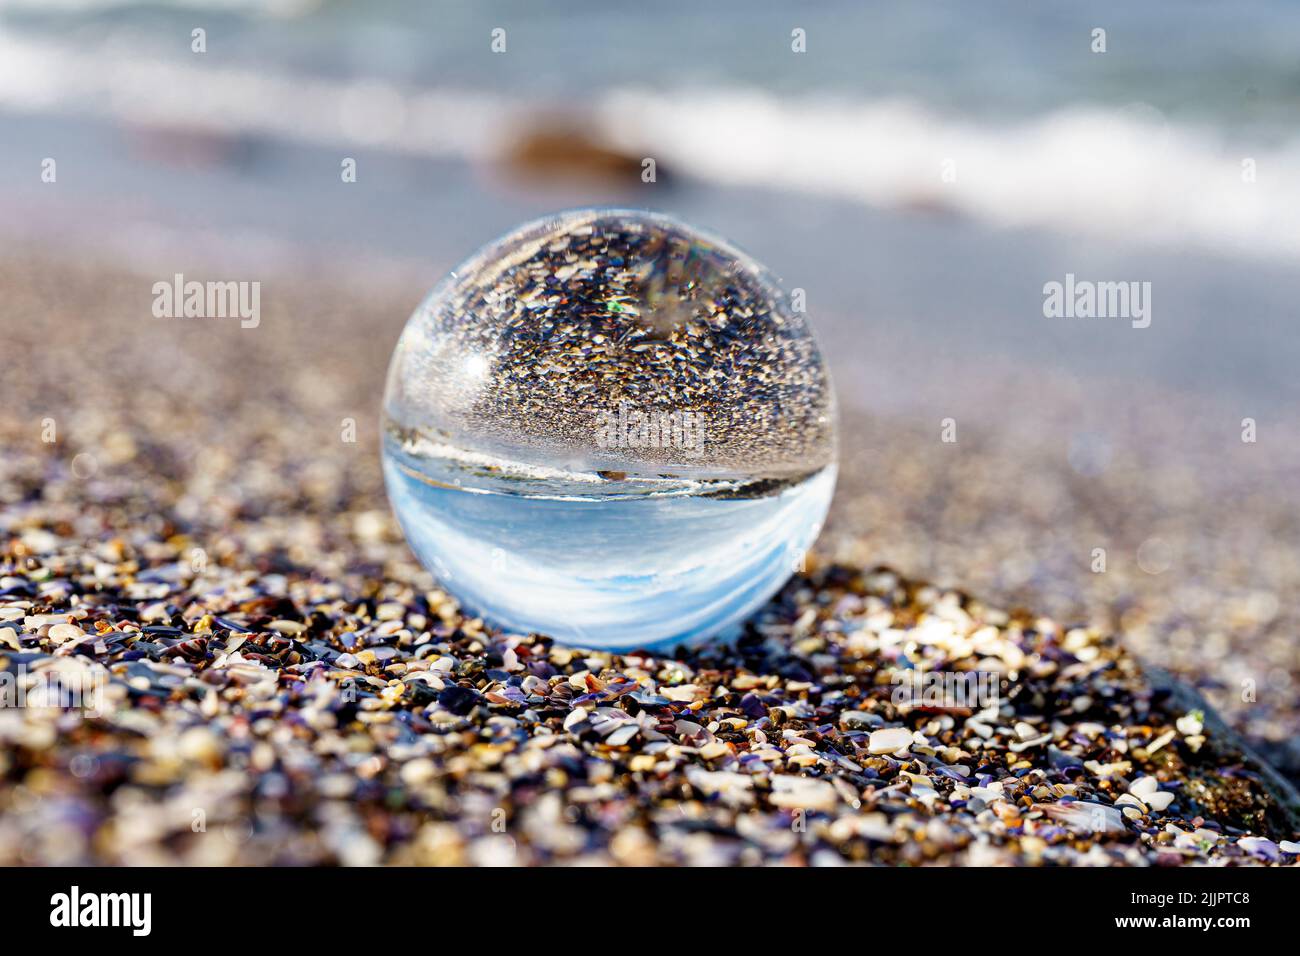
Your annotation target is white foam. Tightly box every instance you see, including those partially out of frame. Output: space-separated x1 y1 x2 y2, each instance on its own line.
3 31 1296 261
0 32 513 160
595 88 1300 261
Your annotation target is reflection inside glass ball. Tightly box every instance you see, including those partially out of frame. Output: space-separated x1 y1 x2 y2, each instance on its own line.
382 209 837 650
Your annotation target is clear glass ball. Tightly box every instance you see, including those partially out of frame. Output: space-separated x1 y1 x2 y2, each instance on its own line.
382 209 836 651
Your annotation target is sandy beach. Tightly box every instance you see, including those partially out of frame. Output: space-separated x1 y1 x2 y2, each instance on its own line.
2 252 1297 865
2 0 1298 874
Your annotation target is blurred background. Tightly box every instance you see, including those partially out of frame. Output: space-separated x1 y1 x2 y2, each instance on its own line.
1 1 1298 777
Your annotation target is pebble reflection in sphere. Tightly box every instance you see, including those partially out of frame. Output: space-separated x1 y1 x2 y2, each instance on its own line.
382 209 837 650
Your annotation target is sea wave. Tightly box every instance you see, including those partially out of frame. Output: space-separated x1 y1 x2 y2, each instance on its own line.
2 32 1296 261
594 89 1300 262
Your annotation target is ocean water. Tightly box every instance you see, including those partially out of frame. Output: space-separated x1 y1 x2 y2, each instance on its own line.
382 431 836 650
6 0 1297 126
3 0 1300 264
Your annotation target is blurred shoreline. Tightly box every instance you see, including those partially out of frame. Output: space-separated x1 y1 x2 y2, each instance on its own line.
3 26 1300 262
6 103 1300 419
5 1 1299 417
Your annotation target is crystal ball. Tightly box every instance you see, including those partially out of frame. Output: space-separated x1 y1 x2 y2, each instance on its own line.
382 209 837 651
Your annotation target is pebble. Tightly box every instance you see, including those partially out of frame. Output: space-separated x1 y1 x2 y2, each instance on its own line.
840 710 878 730
868 728 913 755
1176 712 1204 736
177 727 221 764
1043 801 1127 835
47 622 86 644
605 724 639 747
1129 775 1176 812
770 776 838 812
400 758 436 786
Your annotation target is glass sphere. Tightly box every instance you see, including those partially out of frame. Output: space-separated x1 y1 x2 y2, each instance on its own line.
382 209 836 651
